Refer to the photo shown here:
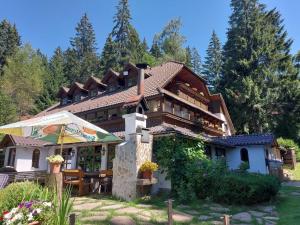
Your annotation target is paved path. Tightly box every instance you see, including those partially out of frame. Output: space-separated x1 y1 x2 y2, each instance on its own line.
282 181 300 187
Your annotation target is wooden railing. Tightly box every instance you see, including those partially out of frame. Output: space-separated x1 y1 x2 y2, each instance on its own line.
0 170 48 187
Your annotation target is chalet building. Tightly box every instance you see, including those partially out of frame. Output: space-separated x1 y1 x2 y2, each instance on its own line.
0 61 282 190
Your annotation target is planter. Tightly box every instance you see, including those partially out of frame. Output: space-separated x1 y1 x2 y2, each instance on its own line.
50 162 62 174
142 171 153 180
28 222 40 225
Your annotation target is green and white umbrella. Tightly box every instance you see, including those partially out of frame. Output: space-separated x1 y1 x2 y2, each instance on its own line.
0 111 121 153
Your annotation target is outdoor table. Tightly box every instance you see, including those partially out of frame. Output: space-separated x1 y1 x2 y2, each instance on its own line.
84 172 109 193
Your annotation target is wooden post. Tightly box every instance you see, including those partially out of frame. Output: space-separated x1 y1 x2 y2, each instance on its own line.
48 173 63 203
69 213 76 225
223 214 230 225
167 199 173 225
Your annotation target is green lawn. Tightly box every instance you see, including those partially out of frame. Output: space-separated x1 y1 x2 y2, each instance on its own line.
284 163 300 181
277 186 300 225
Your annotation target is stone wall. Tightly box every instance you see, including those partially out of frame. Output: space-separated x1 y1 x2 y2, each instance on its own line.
112 133 153 201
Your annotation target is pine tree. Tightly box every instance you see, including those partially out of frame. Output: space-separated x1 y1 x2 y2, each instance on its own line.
191 47 202 75
150 34 162 59
221 0 297 135
111 0 132 68
203 31 222 91
185 47 193 69
100 35 118 74
0 91 17 125
141 38 149 52
65 13 100 82
0 20 21 70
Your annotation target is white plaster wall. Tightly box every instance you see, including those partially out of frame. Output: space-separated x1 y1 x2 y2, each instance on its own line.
152 169 171 194
11 147 49 172
226 145 268 174
122 113 147 140
215 112 231 136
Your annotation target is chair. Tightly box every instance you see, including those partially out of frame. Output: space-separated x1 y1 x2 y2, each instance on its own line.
0 174 9 189
97 170 113 194
63 169 92 196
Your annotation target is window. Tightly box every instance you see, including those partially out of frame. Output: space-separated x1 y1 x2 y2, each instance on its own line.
205 146 212 159
107 144 116 169
31 149 40 168
215 148 226 159
240 148 249 163
181 107 189 119
62 98 68 105
108 85 117 92
127 77 136 87
74 94 81 102
148 100 160 112
7 148 16 167
174 104 181 117
0 149 5 168
164 100 173 113
55 148 73 170
86 113 96 121
96 110 107 122
90 89 98 97
77 146 102 172
108 108 118 120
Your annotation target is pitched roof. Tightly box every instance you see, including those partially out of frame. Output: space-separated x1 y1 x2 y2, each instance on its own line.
0 135 51 148
83 76 107 89
211 133 276 146
37 61 184 116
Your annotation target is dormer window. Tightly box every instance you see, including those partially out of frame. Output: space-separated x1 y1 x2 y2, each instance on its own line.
62 97 68 105
74 94 81 102
90 89 98 97
108 85 117 92
127 77 135 87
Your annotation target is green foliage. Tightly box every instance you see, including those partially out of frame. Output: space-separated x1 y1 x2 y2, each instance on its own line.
220 0 299 136
211 172 281 205
0 19 21 70
0 44 46 117
203 30 223 91
0 91 17 126
0 181 53 213
53 187 73 225
65 13 100 83
277 137 300 161
154 135 207 202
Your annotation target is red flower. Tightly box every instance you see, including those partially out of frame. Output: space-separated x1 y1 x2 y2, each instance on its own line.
0 216 3 221
2 211 9 215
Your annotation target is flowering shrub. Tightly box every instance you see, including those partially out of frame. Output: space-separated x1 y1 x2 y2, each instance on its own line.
1 201 53 225
46 154 64 163
140 161 158 172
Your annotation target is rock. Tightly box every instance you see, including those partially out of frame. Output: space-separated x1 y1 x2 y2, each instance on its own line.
73 202 102 211
256 218 263 224
116 207 142 214
263 216 279 221
232 212 252 223
101 204 125 210
210 206 230 212
198 215 212 220
259 206 275 213
209 212 223 217
110 216 136 225
249 210 266 217
172 211 194 223
81 215 107 222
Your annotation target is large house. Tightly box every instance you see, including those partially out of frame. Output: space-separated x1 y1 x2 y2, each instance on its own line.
0 61 282 190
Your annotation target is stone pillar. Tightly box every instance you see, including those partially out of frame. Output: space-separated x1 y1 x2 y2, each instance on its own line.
112 112 153 201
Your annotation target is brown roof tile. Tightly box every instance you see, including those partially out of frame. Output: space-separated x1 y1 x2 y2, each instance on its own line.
0 135 51 148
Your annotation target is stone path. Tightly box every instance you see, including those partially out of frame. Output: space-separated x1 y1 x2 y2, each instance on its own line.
71 195 280 225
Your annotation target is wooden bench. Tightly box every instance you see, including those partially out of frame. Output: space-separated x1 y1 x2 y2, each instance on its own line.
63 169 92 196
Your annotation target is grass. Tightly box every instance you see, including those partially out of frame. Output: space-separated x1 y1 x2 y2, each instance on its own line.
284 162 300 181
276 186 300 225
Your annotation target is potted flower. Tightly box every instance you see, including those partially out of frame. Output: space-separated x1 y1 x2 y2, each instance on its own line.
140 161 158 180
46 155 64 174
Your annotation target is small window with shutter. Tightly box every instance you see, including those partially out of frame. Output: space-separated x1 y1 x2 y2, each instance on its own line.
32 149 40 168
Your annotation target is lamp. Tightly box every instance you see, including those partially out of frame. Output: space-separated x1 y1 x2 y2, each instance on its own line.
101 146 106 156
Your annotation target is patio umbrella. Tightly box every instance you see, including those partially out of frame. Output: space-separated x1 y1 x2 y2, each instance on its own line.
0 111 121 154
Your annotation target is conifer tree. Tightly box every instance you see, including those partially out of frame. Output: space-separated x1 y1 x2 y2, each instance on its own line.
185 47 193 69
0 19 21 70
203 31 222 91
191 47 202 75
150 35 162 59
65 13 100 82
100 35 118 74
221 0 298 135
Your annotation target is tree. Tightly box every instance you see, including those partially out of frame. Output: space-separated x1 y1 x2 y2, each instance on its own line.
0 44 45 117
36 47 67 111
203 31 223 91
150 34 162 59
155 18 186 62
185 47 193 68
0 19 21 70
294 51 300 75
111 0 132 68
65 13 100 82
220 0 297 134
0 91 17 125
100 35 118 74
191 47 202 75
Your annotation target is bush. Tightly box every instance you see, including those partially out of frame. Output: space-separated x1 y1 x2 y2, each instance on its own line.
277 137 300 161
211 172 281 205
0 181 53 213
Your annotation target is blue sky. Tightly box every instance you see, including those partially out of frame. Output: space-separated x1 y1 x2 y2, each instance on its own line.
0 0 299 58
